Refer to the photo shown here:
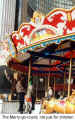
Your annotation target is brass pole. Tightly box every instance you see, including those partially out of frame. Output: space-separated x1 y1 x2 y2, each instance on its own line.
36 75 38 101
28 56 32 87
68 55 72 97
48 73 50 88
36 85 37 100
54 77 56 97
63 69 66 96
45 74 47 97
48 60 51 88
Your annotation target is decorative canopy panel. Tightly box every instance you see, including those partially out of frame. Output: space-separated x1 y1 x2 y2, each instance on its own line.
8 7 75 63
9 7 75 55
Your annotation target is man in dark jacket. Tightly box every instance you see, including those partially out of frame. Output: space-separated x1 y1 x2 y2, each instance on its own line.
16 78 25 113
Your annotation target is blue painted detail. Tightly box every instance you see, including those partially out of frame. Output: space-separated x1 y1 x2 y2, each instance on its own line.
45 52 49 55
8 38 16 57
18 34 75 54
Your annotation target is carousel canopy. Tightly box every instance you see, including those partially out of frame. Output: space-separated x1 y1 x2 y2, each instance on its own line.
7 7 75 77
8 7 75 59
8 40 75 78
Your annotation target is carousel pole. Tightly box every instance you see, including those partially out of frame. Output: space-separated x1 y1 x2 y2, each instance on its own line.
48 74 50 88
68 54 72 97
36 80 37 100
45 74 47 97
48 60 51 88
36 74 38 101
63 68 66 96
28 56 32 87
54 76 56 97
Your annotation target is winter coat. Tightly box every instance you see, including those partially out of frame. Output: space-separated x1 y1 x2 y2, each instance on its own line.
16 81 25 93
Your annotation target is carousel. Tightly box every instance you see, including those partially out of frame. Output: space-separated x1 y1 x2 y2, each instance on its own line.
7 7 75 113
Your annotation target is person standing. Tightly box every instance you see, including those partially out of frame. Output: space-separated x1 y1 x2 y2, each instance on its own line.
16 76 25 114
47 86 53 99
31 89 35 110
4 70 17 100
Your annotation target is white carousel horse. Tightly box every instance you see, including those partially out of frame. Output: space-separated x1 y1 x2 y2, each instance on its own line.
24 85 32 113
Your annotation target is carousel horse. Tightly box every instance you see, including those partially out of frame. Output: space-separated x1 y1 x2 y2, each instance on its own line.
55 90 75 114
41 90 75 114
41 97 55 114
24 84 32 113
